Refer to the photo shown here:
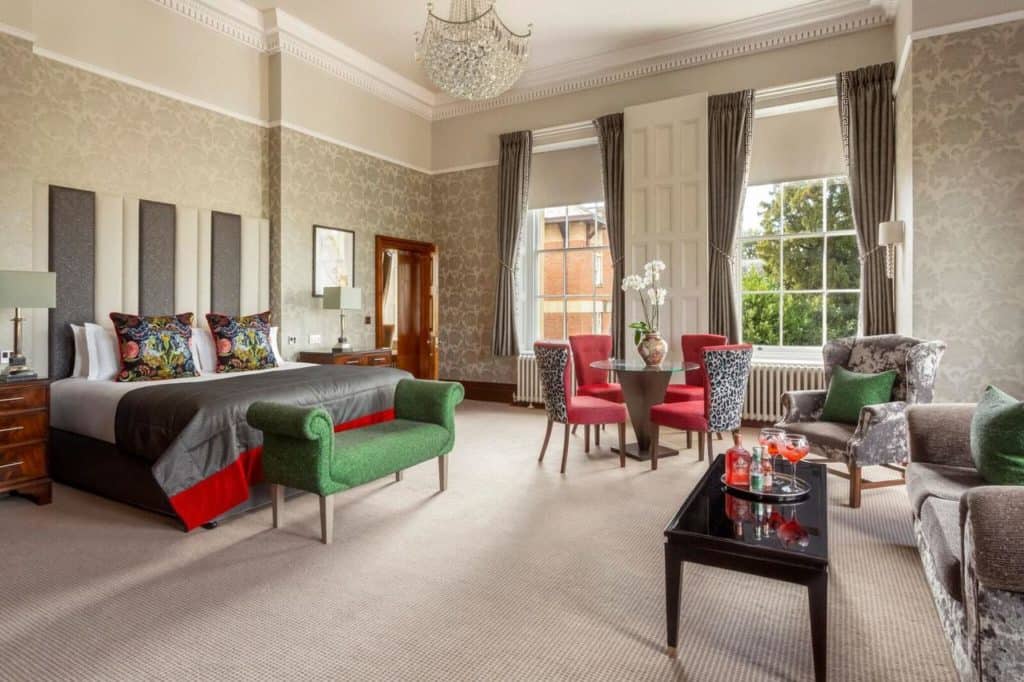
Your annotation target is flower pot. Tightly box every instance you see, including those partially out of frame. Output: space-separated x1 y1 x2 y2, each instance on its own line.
637 332 668 367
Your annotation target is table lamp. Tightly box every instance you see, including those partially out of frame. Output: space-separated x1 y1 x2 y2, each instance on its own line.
322 286 362 353
0 270 57 382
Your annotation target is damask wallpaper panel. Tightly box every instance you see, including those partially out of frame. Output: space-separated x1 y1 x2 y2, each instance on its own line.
911 21 1024 401
431 167 516 384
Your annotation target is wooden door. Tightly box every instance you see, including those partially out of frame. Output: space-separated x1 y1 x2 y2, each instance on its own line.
375 236 439 380
419 250 439 379
624 93 709 372
395 251 422 376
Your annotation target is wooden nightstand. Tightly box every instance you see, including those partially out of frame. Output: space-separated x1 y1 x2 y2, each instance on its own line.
0 378 51 505
297 348 394 368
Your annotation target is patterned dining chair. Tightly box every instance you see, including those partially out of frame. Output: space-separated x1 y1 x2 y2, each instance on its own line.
649 344 753 470
664 333 727 449
569 334 623 450
534 341 628 474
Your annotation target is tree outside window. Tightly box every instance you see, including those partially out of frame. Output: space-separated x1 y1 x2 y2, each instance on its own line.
738 178 859 348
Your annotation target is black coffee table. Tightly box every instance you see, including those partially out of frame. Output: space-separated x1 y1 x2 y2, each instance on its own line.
664 454 829 681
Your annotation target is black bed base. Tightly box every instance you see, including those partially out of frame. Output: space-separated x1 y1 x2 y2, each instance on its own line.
50 428 291 531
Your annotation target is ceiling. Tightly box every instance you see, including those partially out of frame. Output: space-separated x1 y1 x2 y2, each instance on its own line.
244 0 852 92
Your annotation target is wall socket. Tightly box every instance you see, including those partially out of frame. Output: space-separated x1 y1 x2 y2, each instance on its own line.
308 334 322 345
287 336 297 345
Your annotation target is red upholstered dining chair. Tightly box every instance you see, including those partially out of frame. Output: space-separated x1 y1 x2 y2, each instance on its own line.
664 333 726 449
534 341 627 474
568 334 623 450
649 344 753 470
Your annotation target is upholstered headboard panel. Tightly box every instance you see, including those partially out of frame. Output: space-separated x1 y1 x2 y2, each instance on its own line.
35 183 270 380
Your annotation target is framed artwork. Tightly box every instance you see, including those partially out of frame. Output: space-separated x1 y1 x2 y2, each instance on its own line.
312 225 355 297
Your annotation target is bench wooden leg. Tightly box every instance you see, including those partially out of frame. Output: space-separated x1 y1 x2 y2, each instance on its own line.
270 484 284 529
438 454 448 492
319 494 334 545
395 470 404 482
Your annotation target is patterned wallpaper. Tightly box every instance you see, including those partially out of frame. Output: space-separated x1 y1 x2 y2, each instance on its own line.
432 167 516 384
276 127 434 358
0 34 36 350
911 20 1024 400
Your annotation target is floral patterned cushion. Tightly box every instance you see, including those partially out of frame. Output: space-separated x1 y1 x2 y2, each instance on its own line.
109 312 199 382
205 311 278 372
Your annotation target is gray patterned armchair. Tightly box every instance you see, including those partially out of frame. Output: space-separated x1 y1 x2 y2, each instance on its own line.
777 334 946 508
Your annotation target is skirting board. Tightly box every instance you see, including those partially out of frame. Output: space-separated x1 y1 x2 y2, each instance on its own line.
444 379 516 404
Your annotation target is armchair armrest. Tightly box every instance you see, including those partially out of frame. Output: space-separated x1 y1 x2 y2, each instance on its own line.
906 403 975 468
961 486 1024 592
247 401 335 493
778 390 826 424
847 401 908 466
394 379 465 433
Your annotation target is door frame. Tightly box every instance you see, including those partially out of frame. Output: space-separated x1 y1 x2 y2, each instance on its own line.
374 235 438 377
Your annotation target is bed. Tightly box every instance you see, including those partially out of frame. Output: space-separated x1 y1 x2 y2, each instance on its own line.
50 362 409 530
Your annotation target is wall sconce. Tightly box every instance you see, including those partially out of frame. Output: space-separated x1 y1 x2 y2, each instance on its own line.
878 221 905 279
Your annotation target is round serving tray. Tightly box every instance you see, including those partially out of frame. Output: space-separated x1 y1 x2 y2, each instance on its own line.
720 473 812 502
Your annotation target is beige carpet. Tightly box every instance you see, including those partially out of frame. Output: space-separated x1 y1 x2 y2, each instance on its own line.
0 401 954 681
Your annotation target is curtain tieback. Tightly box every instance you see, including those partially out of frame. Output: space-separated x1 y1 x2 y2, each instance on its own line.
858 245 885 265
710 245 736 265
499 260 515 273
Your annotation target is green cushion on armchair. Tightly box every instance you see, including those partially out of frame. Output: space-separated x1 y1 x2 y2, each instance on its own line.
971 385 1024 485
821 365 897 425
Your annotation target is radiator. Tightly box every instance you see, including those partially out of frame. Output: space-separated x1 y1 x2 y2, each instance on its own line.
744 362 825 423
515 353 575 405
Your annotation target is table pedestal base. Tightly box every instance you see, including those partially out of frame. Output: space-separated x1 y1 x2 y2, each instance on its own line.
614 443 679 462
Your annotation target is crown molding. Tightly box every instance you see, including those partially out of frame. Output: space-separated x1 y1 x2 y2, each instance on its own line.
151 0 268 50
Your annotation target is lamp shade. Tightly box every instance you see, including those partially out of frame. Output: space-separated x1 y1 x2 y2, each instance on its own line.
0 270 56 308
878 221 905 246
322 286 362 311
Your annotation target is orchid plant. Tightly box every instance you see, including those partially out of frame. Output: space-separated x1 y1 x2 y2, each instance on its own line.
621 260 668 346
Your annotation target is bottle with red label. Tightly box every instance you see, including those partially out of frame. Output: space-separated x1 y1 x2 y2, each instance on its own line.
725 431 752 487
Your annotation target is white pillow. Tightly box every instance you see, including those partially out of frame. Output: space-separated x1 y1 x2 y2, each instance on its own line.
85 323 121 381
71 324 89 378
194 328 218 374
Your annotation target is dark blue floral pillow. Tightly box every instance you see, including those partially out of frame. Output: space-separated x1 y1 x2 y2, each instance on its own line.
109 312 199 382
205 310 278 372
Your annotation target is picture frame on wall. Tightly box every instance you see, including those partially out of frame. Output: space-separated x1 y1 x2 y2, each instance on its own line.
312 225 355 297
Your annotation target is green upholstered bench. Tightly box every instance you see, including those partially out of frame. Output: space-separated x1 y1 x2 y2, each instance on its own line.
246 378 464 544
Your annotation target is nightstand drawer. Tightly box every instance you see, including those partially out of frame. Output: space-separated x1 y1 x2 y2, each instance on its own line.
0 443 46 484
0 385 48 414
367 354 392 366
0 411 48 446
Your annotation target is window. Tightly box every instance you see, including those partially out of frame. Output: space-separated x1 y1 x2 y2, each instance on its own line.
738 177 859 350
519 203 612 347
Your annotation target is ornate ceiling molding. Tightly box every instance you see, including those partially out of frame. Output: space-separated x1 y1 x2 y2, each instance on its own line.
147 0 893 122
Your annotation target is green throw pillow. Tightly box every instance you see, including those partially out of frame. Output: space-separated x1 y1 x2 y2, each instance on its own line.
971 385 1024 485
820 365 898 425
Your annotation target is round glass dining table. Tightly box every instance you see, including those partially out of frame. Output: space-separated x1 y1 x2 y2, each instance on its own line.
590 359 700 461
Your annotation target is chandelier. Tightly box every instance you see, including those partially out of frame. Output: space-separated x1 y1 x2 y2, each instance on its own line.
415 1 532 101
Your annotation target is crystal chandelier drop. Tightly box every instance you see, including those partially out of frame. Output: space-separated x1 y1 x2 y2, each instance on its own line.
415 0 532 101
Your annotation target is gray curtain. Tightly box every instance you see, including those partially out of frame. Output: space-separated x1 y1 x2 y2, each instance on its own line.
491 130 533 356
594 113 625 358
837 62 896 335
707 90 754 343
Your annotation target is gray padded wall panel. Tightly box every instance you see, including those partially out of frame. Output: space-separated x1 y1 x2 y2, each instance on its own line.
210 211 242 316
49 186 96 380
138 200 176 315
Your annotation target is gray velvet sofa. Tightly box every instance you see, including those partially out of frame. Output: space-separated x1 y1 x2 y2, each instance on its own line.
906 403 1024 681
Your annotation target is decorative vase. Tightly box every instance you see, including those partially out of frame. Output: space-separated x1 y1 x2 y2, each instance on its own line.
637 332 668 367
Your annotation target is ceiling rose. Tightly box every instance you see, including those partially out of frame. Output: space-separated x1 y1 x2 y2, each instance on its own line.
415 0 532 101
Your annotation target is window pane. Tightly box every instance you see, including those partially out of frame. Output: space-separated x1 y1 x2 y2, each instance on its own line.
567 217 591 248
782 294 823 346
741 240 780 292
539 251 564 295
566 250 596 296
540 298 566 340
827 179 852 231
741 184 779 237
827 235 859 289
542 219 565 248
827 293 859 340
742 294 780 345
588 222 608 247
593 248 613 295
783 237 823 290
566 299 602 337
596 297 612 334
782 180 824 234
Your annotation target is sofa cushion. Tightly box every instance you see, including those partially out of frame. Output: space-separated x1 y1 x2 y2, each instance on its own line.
821 365 897 424
330 419 450 488
781 420 855 452
919 497 964 602
906 462 984 516
970 385 1024 485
